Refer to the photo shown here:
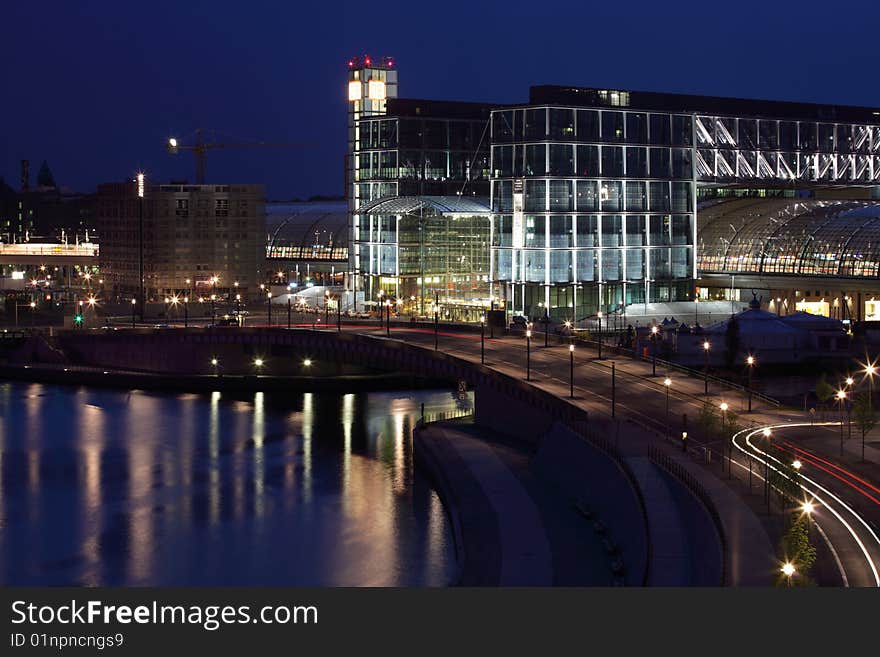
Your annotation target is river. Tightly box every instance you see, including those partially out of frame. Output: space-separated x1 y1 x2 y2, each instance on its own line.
0 382 468 586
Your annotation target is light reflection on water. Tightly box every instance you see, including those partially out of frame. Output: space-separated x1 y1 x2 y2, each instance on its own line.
0 382 471 586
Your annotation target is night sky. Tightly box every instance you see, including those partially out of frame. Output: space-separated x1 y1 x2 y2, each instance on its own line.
3 0 877 200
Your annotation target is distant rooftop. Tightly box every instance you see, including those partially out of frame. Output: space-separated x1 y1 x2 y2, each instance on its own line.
527 86 880 124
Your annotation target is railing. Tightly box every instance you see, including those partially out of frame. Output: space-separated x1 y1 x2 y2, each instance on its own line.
266 245 348 261
416 406 475 428
649 445 728 586
572 334 782 408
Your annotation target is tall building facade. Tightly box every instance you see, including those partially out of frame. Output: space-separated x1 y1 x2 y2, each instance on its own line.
346 56 493 313
490 86 880 321
96 182 265 301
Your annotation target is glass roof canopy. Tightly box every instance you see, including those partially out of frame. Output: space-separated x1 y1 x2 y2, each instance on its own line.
698 198 880 278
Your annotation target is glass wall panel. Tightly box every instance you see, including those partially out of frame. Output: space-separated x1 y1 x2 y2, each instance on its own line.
576 215 599 247
524 109 546 140
650 248 671 279
576 249 597 281
625 248 644 280
492 180 512 212
576 181 599 211
525 144 546 175
493 111 514 142
672 115 692 146
650 114 671 145
649 214 670 245
602 146 624 177
601 215 623 247
601 181 622 211
524 215 546 248
672 148 692 178
627 147 648 177
493 214 513 246
549 144 575 176
625 181 646 211
779 121 797 150
602 111 624 141
649 182 670 211
524 180 546 211
524 250 546 282
626 113 648 144
625 215 646 245
494 248 513 280
549 180 573 211
602 249 621 281
549 108 575 139
577 110 600 141
671 182 692 212
738 119 758 150
650 148 671 178
758 120 778 149
576 145 600 176
549 215 574 247
493 145 513 177
671 215 691 245
549 250 572 282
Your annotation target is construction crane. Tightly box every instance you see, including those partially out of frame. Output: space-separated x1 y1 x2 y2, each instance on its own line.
166 128 311 184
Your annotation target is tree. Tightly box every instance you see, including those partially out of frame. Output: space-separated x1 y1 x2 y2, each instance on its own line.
697 400 720 438
36 160 56 188
724 315 740 369
777 516 816 586
815 372 834 418
852 391 876 460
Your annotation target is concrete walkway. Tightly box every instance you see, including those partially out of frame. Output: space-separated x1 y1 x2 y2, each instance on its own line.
627 457 691 586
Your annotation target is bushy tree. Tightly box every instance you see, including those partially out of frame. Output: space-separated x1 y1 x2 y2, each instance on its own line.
852 391 876 448
776 516 816 586
815 373 834 418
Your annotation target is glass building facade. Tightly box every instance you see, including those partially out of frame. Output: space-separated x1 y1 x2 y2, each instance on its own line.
355 196 491 319
490 101 696 321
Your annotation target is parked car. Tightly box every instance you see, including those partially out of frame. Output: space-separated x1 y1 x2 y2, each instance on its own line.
215 318 239 327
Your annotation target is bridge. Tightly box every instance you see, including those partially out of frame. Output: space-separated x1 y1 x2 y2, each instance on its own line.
0 242 98 266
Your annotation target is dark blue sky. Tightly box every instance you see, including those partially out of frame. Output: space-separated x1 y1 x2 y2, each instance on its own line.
2 0 877 200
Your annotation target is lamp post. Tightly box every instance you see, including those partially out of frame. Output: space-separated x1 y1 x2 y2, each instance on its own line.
267 291 272 327
651 325 659 376
544 306 549 348
131 298 136 328
337 294 342 332
836 389 847 456
211 357 219 377
385 299 391 337
183 296 189 328
762 427 772 510
569 343 575 398
210 294 217 327
864 363 876 409
720 401 729 476
611 361 616 418
253 358 264 375
703 340 710 394
664 377 672 437
136 172 145 322
746 355 755 412
597 311 603 359
526 328 532 381
433 293 439 350
29 300 36 327
480 315 486 364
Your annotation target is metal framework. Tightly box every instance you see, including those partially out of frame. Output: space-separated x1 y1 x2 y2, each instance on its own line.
694 116 880 185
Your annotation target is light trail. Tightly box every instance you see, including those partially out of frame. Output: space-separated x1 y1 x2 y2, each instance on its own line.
732 422 880 586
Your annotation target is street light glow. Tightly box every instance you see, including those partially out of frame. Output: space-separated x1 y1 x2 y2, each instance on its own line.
303 359 312 367
254 358 264 367
720 402 729 412
664 377 671 387
802 501 815 515
703 340 710 351
781 563 796 577
792 459 802 470
846 377 854 386
569 344 575 352
746 355 755 366
836 389 847 400
762 427 772 438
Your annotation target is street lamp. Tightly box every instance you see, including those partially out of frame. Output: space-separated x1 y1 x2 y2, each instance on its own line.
253 358 264 374
597 311 603 360
303 358 312 368
480 315 486 364
384 298 391 337
781 562 796 586
746 354 756 412
131 298 136 328
526 328 532 381
720 401 729 476
792 459 802 471
836 389 847 455
664 377 672 435
569 343 575 398
703 340 711 394
651 325 659 376
211 357 219 376
267 291 272 327
864 362 876 409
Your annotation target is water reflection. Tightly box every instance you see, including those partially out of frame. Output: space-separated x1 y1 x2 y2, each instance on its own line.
0 382 467 586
